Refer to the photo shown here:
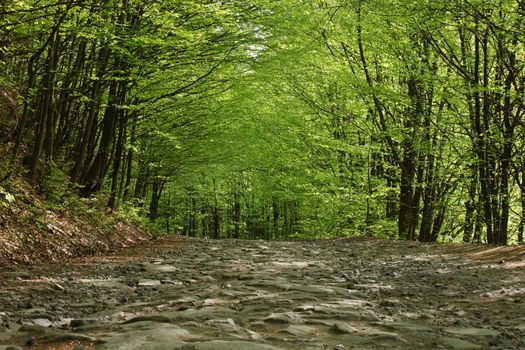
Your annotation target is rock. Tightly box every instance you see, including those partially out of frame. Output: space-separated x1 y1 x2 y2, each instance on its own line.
40 331 103 344
123 315 174 324
51 283 65 291
332 322 358 334
444 327 500 337
189 340 286 350
437 337 481 349
2 238 525 350
137 279 162 287
204 318 237 329
99 322 193 350
32 318 53 327
264 312 302 324
284 324 317 337
143 264 178 273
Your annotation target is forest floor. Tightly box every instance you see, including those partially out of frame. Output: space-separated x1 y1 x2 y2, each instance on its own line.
0 177 151 265
0 237 525 350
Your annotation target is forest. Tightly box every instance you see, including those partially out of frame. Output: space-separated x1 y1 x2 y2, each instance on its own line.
1 0 525 245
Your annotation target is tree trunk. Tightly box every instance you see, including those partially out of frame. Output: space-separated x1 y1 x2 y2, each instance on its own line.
108 114 126 210
148 177 165 222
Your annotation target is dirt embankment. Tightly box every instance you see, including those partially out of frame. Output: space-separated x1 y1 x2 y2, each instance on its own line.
0 179 151 265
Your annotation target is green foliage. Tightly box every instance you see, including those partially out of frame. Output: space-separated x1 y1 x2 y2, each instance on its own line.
1 0 524 245
0 186 15 208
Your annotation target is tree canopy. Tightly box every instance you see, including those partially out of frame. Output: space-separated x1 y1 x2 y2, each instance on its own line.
1 0 525 244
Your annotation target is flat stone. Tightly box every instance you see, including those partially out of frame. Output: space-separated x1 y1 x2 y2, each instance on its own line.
444 327 499 337
143 264 178 273
40 332 103 344
437 337 481 349
204 318 237 329
78 279 129 288
385 321 434 332
123 315 174 324
190 340 286 350
332 322 359 334
32 318 53 327
99 322 193 350
137 279 162 287
290 285 335 294
284 324 317 336
264 312 302 324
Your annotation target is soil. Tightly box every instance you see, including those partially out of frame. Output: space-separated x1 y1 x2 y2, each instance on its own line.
0 237 524 350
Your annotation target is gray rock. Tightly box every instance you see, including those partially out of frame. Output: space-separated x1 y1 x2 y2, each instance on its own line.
444 327 500 337
32 318 53 327
437 337 481 349
284 324 317 336
204 318 237 329
264 312 301 324
137 279 162 287
189 340 286 350
99 322 193 350
332 322 358 334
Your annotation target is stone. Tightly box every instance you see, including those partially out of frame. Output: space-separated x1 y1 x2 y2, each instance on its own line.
264 312 302 324
437 337 482 349
32 318 53 327
99 322 193 350
40 332 102 344
143 264 178 273
204 318 237 329
137 279 162 287
332 322 358 334
284 324 317 337
189 340 286 350
444 327 500 337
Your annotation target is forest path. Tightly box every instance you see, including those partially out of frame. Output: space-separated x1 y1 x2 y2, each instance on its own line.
0 237 524 350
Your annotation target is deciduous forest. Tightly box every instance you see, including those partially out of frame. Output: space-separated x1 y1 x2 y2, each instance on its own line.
2 0 525 245
3 3 525 349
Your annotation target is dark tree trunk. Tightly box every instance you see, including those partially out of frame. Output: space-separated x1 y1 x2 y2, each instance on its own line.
70 46 110 184
108 114 126 210
148 177 165 222
233 191 241 239
82 75 126 194
29 30 60 180
123 116 137 200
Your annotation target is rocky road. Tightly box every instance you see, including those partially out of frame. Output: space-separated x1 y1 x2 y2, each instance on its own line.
0 237 524 350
